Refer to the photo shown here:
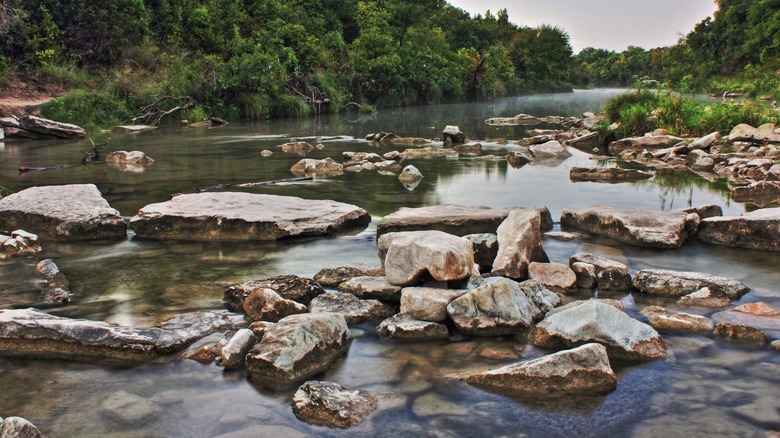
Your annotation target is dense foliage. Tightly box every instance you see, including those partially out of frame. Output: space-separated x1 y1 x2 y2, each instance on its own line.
573 0 780 98
0 0 574 126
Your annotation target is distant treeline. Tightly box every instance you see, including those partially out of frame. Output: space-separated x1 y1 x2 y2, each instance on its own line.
0 0 776 127
572 0 779 98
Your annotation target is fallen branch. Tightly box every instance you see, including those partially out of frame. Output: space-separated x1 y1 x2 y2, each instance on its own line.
197 176 313 192
81 137 111 163
133 96 195 126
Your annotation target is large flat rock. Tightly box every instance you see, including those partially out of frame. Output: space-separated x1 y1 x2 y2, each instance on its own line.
377 204 552 237
129 192 370 240
0 184 127 241
560 206 690 248
0 309 236 363
697 207 780 252
632 269 750 300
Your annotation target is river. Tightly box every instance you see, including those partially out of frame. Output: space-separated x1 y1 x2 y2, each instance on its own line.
0 89 778 437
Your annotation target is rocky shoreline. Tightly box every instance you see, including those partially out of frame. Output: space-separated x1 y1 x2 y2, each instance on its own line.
1 112 779 433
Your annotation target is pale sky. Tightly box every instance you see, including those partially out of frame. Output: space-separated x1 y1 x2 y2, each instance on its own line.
446 0 719 53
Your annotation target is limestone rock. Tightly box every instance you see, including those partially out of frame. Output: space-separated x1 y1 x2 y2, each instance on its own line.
242 288 307 322
728 124 757 142
632 269 749 300
530 300 667 361
464 233 498 271
506 151 532 168
713 323 768 344
130 192 370 241
398 165 423 183
113 125 157 134
455 343 617 399
338 276 402 302
377 204 553 237
1 417 42 438
224 275 325 310
608 135 683 155
105 150 155 165
0 184 126 241
343 151 383 163
569 167 652 183
1 230 42 259
278 142 314 155
246 313 352 383
377 313 449 341
442 125 466 144
485 114 542 126
378 231 474 286
400 287 465 322
399 147 457 160
218 329 257 369
676 286 731 308
447 278 560 336
313 264 384 287
0 309 234 363
571 262 597 289
731 181 780 206
698 207 780 252
641 306 715 332
712 302 780 340
491 209 548 280
561 206 690 248
18 115 85 138
309 292 395 324
290 158 344 176
689 131 720 150
529 140 572 160
292 381 377 428
528 262 576 293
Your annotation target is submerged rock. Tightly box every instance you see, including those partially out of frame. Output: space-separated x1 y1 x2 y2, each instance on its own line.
309 292 395 324
607 135 683 155
530 300 667 361
100 390 163 425
0 309 235 363
313 264 383 287
697 207 780 252
105 150 155 165
560 206 690 248
290 158 344 176
0 184 127 241
455 343 617 399
712 302 780 340
631 269 750 300
377 204 553 237
1 230 42 259
713 323 769 344
506 151 533 168
278 142 314 155
491 209 549 280
377 313 449 341
246 313 352 383
130 192 370 241
447 278 560 336
292 381 377 428
378 231 474 286
569 167 653 183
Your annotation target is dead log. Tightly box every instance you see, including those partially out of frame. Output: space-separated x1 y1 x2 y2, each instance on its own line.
133 96 195 126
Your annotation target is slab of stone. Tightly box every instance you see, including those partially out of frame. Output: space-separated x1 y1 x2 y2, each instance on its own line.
640 306 715 332
290 158 344 176
398 165 424 183
731 181 780 206
377 204 553 237
399 147 458 160
455 343 617 399
105 150 155 165
728 124 757 142
242 288 307 322
377 313 449 341
530 300 667 361
529 140 571 160
712 302 780 339
292 381 377 428
114 125 158 133
18 115 85 138
485 114 542 126
400 287 465 322
309 292 395 324
506 151 532 168
246 313 352 383
491 209 548 280
378 231 474 286
278 142 314 155
0 184 127 241
569 167 653 183
698 207 780 252
224 275 325 310
528 262 576 293
0 309 235 363
338 276 402 302
561 206 690 248
608 135 683 155
447 278 560 336
632 269 750 300
545 299 625 317
130 192 370 241
313 264 383 287
713 323 769 344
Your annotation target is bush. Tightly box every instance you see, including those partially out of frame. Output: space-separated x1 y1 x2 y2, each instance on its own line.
40 88 131 129
604 89 658 121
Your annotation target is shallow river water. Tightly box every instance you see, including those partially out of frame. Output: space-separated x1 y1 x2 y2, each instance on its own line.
0 90 778 437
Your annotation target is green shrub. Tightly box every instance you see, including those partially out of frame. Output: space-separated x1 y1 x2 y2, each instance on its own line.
40 88 131 129
604 89 658 122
